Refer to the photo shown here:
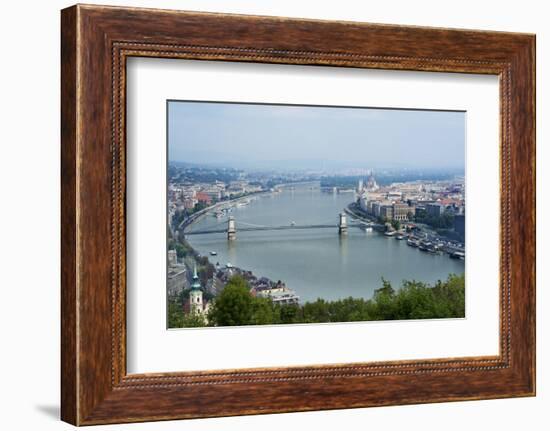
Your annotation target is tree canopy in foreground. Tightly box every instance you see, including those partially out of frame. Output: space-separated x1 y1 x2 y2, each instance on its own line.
169 273 465 328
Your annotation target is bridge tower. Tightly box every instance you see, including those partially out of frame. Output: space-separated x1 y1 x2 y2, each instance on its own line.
227 216 236 240
339 212 348 235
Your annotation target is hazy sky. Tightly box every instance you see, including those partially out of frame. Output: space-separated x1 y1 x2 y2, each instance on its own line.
168 101 465 171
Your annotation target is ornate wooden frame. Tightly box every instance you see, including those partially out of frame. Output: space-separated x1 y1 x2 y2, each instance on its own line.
61 4 536 426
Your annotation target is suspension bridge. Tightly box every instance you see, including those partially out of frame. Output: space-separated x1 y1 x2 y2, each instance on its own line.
182 213 376 240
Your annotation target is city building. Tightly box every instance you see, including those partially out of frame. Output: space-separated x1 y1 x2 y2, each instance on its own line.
195 192 212 205
387 191 402 201
415 206 427 218
167 266 186 298
371 201 382 217
392 203 410 221
365 173 379 191
426 203 444 218
255 284 300 305
228 180 248 195
202 189 221 200
380 205 394 221
183 198 197 209
167 249 178 266
454 214 465 242
359 192 369 212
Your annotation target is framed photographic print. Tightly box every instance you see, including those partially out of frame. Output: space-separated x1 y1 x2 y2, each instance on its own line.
61 4 536 425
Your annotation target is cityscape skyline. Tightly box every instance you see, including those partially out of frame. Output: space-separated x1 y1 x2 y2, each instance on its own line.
168 101 466 171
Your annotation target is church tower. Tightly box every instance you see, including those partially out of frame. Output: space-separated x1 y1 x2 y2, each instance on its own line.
189 265 203 315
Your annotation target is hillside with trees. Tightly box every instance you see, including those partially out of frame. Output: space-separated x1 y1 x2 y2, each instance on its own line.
169 273 465 328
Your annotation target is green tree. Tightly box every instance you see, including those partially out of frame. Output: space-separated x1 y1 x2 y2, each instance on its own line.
168 239 193 259
181 311 207 328
391 219 401 231
372 278 397 320
330 297 371 322
198 262 216 287
174 242 188 258
303 299 331 323
432 273 465 317
204 273 464 327
171 209 186 228
249 297 277 325
393 280 438 319
277 304 302 324
208 276 253 326
416 211 454 229
168 301 184 328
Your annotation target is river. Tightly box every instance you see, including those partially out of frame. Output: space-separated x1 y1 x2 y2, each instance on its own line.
186 185 465 303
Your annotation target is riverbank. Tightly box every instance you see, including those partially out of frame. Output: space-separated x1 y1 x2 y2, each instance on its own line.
344 204 385 231
177 189 270 233
345 202 465 257
178 181 322 234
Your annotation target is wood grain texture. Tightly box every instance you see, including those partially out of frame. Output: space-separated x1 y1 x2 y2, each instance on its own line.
60 5 78 425
60 4 536 425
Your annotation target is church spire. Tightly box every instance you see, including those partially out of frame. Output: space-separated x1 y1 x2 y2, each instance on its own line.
191 264 201 290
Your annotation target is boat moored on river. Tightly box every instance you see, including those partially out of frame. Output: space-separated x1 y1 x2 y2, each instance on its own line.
450 251 465 260
407 237 419 247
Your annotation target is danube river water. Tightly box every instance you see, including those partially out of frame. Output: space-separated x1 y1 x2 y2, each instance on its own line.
186 185 465 303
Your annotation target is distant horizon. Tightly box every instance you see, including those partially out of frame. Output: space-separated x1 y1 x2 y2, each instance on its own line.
168 159 465 176
168 101 466 172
